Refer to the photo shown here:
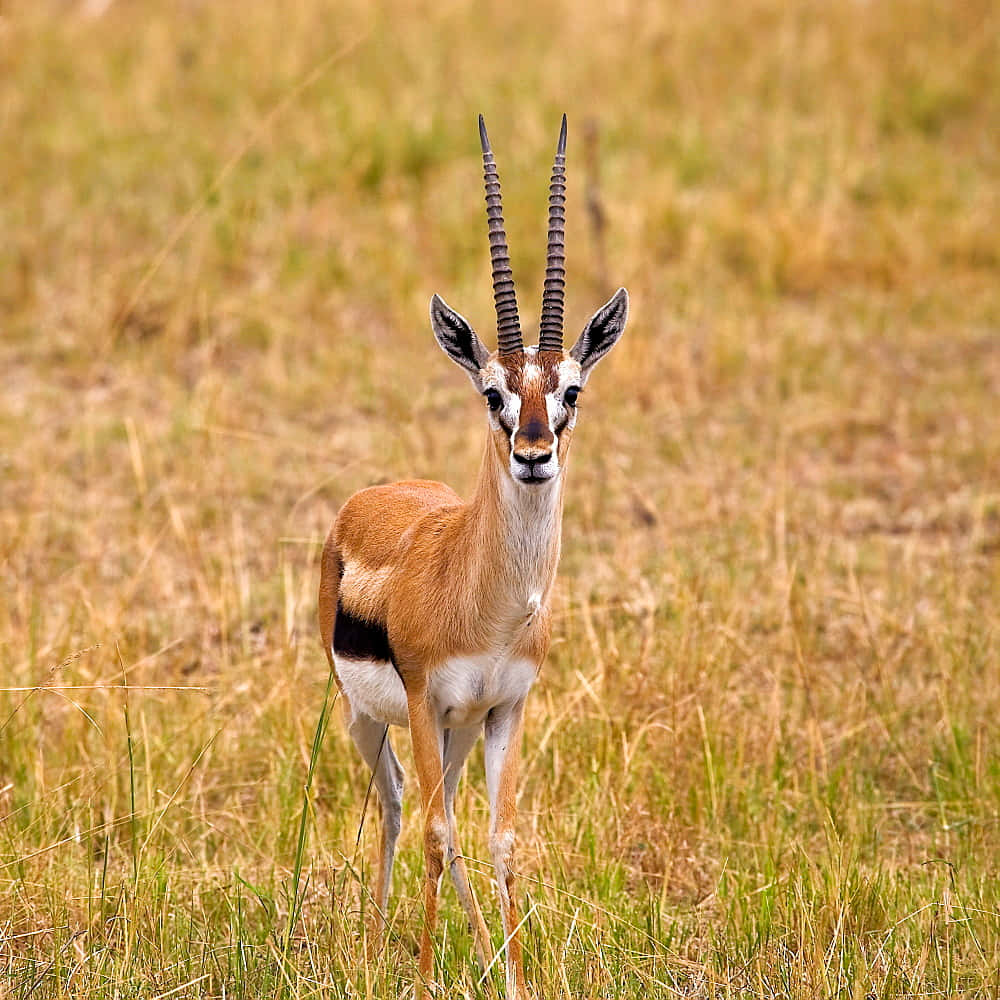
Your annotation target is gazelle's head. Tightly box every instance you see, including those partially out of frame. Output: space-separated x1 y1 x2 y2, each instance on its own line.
430 115 629 487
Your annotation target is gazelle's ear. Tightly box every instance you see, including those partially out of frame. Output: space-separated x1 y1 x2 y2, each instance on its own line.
569 288 629 379
430 294 489 388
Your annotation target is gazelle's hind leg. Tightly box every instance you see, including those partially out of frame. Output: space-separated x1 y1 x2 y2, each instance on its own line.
347 707 404 924
443 726 492 972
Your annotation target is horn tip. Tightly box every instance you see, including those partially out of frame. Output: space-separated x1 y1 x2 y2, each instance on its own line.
479 114 490 154
558 114 567 155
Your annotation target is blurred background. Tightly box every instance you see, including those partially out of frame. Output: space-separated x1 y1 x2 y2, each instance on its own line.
2 0 999 996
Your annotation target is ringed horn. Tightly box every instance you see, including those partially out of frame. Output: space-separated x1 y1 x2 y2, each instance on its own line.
538 114 567 353
479 114 523 356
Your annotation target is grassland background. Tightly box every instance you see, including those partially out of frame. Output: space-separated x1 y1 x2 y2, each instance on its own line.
2 0 999 996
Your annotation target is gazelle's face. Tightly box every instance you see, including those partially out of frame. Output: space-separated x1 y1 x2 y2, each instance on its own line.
480 349 581 486
430 288 629 485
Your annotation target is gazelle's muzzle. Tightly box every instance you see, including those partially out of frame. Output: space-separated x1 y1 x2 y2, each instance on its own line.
511 423 557 484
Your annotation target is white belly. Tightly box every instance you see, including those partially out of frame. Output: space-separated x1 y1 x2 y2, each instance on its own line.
430 655 537 728
333 651 537 730
334 654 409 727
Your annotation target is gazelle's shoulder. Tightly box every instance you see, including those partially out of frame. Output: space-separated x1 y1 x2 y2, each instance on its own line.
334 479 463 564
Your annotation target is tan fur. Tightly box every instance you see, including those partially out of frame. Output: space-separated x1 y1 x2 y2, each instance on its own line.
316 119 627 997
318 289 627 1000
323 440 559 679
317 352 575 1000
317 538 340 670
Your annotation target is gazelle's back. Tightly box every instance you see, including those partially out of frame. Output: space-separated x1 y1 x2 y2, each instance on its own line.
337 479 461 568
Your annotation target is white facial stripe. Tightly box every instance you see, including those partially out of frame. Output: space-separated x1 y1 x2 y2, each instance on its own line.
506 393 521 431
546 359 584 433
545 391 561 431
556 358 582 388
483 360 508 392
483 362 521 431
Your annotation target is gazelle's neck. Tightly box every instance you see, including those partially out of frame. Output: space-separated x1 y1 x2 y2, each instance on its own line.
468 436 565 609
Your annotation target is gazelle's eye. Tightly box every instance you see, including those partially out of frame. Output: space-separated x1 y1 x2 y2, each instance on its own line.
564 385 581 407
484 388 503 412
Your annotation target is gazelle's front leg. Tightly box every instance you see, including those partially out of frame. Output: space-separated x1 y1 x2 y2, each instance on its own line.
485 699 529 1000
407 689 448 999
443 726 492 971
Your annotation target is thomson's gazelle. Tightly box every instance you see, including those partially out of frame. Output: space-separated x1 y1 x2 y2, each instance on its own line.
318 115 628 999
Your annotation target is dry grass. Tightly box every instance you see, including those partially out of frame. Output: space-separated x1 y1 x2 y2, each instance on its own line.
2 0 999 996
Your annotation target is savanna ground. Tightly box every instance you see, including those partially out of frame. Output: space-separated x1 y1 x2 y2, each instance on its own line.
2 0 999 996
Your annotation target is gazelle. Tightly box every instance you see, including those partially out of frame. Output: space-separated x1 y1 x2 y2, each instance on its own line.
318 115 628 999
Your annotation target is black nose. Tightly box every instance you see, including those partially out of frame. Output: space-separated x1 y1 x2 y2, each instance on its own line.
513 451 552 466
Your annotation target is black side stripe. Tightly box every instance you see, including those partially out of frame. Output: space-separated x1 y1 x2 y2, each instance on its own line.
332 600 402 680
